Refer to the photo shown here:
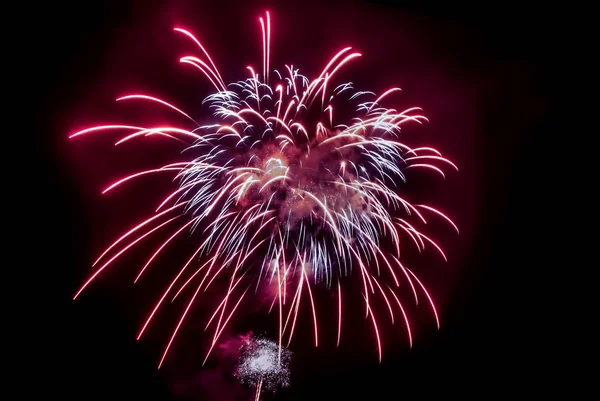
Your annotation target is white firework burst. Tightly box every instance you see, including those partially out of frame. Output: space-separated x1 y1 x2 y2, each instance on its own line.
235 336 292 393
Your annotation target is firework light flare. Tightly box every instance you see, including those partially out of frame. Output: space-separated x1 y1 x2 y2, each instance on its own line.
235 336 292 400
71 11 458 368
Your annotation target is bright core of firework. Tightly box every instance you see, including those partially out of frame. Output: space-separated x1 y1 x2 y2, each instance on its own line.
235 337 291 392
71 11 458 368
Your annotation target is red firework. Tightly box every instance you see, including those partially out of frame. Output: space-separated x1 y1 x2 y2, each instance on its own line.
71 11 458 368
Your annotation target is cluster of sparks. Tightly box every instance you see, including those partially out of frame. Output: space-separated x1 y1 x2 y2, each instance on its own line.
71 11 458 368
235 336 291 399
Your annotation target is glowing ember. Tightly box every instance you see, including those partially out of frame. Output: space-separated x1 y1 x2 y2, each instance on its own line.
235 336 291 393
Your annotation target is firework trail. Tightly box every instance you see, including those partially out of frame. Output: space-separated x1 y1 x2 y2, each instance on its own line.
235 336 291 400
71 11 458 367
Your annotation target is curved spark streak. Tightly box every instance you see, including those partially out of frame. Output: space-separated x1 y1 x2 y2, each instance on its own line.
116 95 196 123
416 205 460 234
406 268 440 329
180 58 223 91
365 295 382 363
266 12 271 84
158 277 205 368
405 164 446 179
93 203 186 267
217 125 242 138
410 147 442 156
367 87 402 112
73 216 180 300
238 108 270 125
317 47 353 80
373 278 394 324
301 263 319 347
205 274 247 330
276 258 283 363
69 125 144 139
114 127 204 145
155 181 205 212
387 285 413 348
202 287 250 364
260 16 267 83
180 57 227 92
138 244 206 339
171 257 215 302
140 131 186 144
408 229 448 262
404 156 459 171
392 256 419 305
102 167 183 194
174 28 226 89
134 217 199 283
326 53 362 80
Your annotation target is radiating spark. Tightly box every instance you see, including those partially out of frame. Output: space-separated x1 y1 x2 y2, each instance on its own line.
73 216 181 300
415 204 460 234
92 203 186 267
116 94 197 123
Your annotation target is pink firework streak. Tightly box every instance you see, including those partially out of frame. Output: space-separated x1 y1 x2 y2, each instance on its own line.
71 11 458 367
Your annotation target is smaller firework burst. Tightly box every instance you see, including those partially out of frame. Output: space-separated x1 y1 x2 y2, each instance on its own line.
235 336 292 400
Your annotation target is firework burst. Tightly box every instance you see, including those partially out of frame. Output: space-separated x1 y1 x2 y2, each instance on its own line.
71 11 458 367
235 336 291 400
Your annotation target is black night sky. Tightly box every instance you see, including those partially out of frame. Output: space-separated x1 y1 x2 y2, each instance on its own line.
33 1 556 399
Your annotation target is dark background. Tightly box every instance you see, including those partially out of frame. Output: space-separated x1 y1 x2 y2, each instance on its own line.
33 0 557 399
